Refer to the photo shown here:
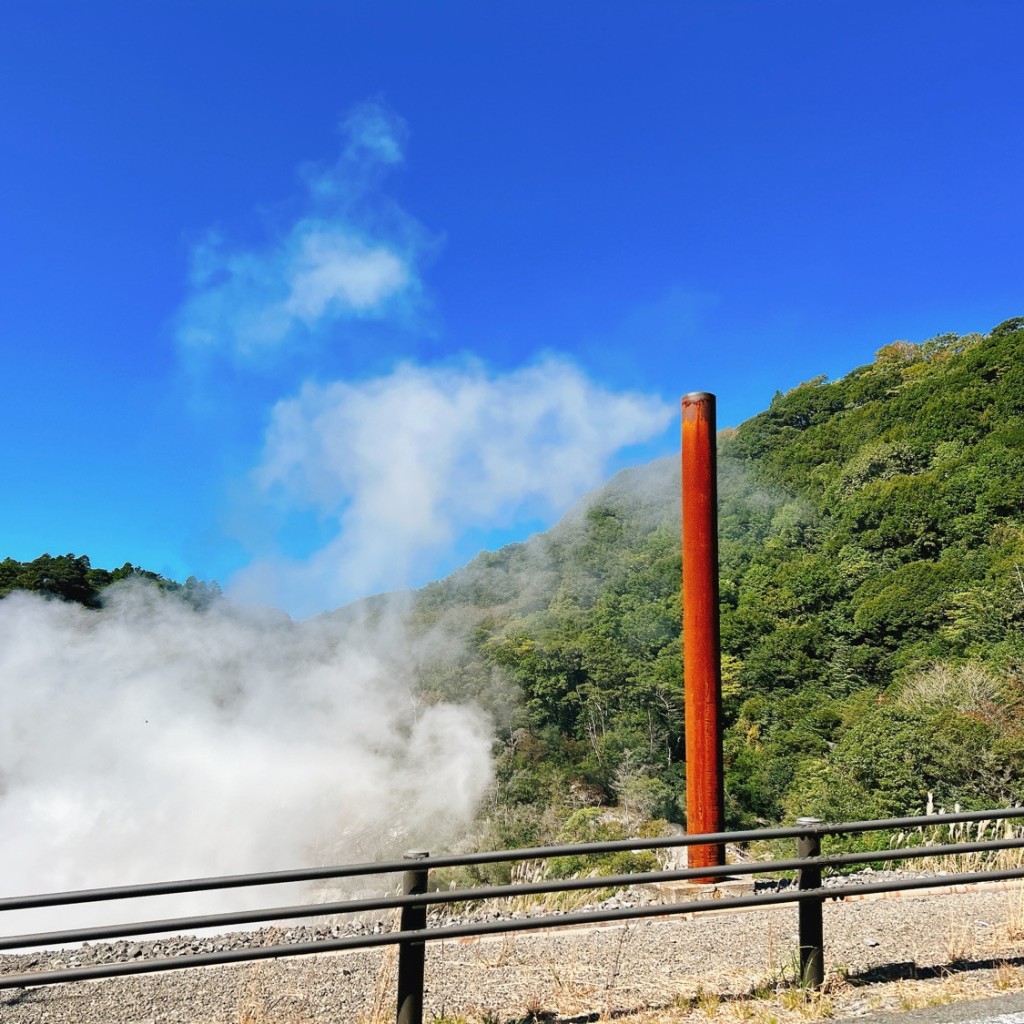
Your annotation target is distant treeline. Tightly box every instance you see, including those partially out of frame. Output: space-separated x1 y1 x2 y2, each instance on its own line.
0 553 221 609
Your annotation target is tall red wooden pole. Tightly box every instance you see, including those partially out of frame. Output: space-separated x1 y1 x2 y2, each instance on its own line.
681 392 725 872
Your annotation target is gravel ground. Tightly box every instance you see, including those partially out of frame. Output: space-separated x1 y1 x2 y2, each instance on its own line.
3 874 1024 1023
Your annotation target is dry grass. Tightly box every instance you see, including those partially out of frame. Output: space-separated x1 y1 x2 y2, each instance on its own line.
493 961 1024 1024
237 879 1024 1024
233 956 1024 1024
1004 884 1024 942
409 934 1024 1024
235 928 317 1024
357 941 400 1024
624 886 1024 1024
891 808 1024 875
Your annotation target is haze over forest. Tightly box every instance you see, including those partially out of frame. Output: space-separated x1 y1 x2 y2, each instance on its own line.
3 317 1023 894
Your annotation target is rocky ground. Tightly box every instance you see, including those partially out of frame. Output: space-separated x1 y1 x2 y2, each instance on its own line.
3 873 1024 1023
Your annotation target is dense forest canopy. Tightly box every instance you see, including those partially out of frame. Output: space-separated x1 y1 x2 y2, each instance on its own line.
6 317 1024 853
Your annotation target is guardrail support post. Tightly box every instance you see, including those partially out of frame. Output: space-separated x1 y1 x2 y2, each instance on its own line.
397 850 429 1024
796 818 824 990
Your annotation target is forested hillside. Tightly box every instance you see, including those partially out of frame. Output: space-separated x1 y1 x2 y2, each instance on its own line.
7 317 1024 848
407 317 1024 846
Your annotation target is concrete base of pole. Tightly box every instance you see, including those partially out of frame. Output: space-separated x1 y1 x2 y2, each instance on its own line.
642 875 757 903
643 840 755 900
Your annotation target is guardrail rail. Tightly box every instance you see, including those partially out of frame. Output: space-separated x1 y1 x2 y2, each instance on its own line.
4 807 1024 1024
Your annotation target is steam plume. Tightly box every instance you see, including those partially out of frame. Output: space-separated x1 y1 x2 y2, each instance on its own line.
0 584 491 928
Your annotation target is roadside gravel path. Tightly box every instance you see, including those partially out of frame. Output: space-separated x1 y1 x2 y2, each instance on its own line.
4 877 1024 1023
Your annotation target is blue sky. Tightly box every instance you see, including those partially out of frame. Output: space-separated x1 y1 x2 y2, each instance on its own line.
2 1 1022 615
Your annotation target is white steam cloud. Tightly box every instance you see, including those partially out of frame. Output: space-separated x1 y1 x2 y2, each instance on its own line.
0 102 677 941
233 357 674 614
177 101 421 359
0 584 491 928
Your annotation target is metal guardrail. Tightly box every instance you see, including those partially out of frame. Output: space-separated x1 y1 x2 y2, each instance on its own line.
3 807 1024 1024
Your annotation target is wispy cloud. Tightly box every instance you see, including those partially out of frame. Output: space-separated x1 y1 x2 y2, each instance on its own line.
340 101 407 165
173 102 675 616
232 357 674 614
177 100 422 361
